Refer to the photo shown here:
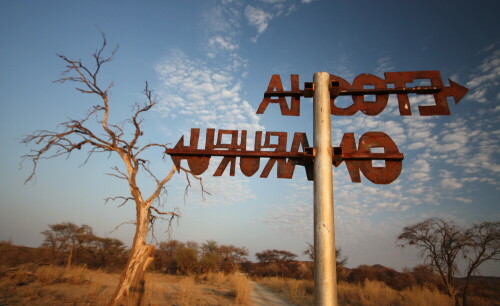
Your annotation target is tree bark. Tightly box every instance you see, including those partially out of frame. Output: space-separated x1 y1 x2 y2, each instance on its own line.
66 246 74 269
108 203 155 306
462 272 472 306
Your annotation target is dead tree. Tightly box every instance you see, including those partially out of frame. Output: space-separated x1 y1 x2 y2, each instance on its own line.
21 33 203 305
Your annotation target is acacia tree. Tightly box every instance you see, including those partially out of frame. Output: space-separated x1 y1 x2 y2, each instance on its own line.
22 34 201 305
218 244 248 273
304 242 348 267
461 222 500 306
256 249 298 277
397 218 500 306
41 222 93 268
397 218 466 305
93 237 128 270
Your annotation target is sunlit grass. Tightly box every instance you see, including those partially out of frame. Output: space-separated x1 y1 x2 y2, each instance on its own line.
256 276 456 306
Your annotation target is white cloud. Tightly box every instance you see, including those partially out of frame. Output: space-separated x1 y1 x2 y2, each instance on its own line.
409 159 430 182
465 47 500 103
209 35 238 51
441 178 463 190
374 56 395 76
455 197 472 204
407 142 426 150
245 5 273 41
155 50 263 131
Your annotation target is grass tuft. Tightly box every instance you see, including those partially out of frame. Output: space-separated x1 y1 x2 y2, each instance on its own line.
228 273 253 305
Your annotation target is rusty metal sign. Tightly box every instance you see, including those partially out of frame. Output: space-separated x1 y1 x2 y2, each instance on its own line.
166 128 404 184
257 71 468 116
166 71 468 185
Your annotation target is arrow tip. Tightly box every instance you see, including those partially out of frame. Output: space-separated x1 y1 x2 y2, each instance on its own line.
168 135 185 172
447 79 469 104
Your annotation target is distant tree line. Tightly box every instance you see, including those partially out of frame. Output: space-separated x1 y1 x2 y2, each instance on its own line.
1 218 498 304
153 239 248 275
41 222 128 271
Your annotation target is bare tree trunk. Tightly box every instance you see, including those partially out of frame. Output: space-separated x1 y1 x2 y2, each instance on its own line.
462 272 472 306
447 285 459 306
66 246 74 269
108 203 155 306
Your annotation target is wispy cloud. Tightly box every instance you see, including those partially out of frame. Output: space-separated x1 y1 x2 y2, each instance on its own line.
243 0 313 42
155 49 262 132
374 56 395 76
244 6 273 42
466 46 500 103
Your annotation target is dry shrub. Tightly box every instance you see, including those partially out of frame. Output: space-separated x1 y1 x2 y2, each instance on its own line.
177 276 197 305
35 265 91 284
338 280 453 306
257 277 454 306
399 286 453 306
205 271 227 284
1 266 37 286
357 280 400 305
0 264 108 305
228 273 253 305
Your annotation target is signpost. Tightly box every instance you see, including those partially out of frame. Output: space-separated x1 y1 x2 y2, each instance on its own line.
166 70 468 306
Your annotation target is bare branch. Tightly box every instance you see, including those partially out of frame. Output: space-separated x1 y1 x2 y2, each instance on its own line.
106 166 129 180
180 166 211 202
145 165 178 205
106 220 136 236
150 205 179 217
105 196 134 207
136 143 168 156
148 206 181 243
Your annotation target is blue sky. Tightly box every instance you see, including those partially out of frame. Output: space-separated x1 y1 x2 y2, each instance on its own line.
1 0 499 275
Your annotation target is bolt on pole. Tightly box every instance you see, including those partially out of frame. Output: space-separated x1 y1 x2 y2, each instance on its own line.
313 72 338 306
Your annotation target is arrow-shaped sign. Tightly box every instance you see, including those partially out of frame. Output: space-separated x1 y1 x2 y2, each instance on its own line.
166 128 404 184
257 71 469 116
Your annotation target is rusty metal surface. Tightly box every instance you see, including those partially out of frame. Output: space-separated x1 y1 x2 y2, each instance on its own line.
337 132 403 184
256 74 301 116
257 71 468 116
166 129 404 184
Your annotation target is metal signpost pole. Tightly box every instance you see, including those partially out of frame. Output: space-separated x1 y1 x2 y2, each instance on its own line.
313 72 338 306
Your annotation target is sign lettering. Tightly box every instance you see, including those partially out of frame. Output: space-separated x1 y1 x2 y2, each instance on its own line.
166 128 404 184
257 71 468 116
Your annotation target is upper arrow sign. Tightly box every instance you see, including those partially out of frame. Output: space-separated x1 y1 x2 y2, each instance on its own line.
256 71 469 116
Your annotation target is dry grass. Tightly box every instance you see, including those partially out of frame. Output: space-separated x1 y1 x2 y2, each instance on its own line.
1 265 254 305
228 273 253 305
177 276 197 305
198 272 253 305
338 280 454 306
0 264 114 305
203 271 227 284
256 277 458 306
256 276 314 305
